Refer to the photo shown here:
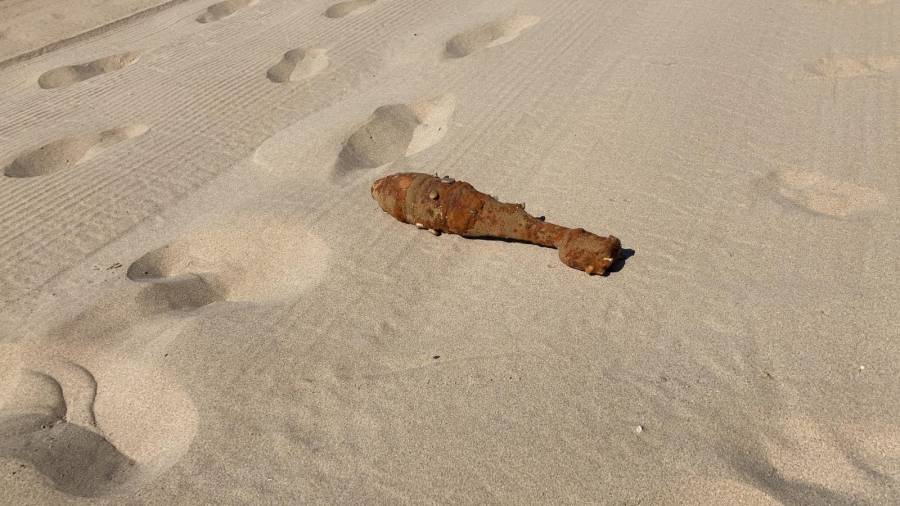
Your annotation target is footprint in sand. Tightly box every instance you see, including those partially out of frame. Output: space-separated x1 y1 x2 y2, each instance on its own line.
38 52 140 89
807 55 898 78
324 0 376 18
445 15 540 59
196 0 257 23
127 213 329 309
3 125 149 178
765 168 884 219
266 48 329 83
0 357 196 497
721 415 900 504
0 367 133 497
335 94 456 174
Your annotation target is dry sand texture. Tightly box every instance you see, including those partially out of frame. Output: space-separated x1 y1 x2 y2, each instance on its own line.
1 0 899 503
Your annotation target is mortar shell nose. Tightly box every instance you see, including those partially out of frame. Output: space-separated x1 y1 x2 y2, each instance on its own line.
607 235 622 259
371 177 384 198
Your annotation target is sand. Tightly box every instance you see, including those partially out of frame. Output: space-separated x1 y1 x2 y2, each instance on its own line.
0 0 898 503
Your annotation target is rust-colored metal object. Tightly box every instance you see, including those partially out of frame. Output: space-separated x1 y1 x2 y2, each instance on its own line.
371 172 622 275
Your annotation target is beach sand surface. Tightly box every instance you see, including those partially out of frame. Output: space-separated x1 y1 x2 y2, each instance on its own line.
1 0 898 503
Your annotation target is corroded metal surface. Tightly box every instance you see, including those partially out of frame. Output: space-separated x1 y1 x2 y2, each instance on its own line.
372 172 622 275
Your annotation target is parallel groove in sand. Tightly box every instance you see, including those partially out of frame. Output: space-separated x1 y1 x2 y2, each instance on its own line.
0 0 193 70
12 0 844 288
0 1 325 128
451 1 644 177
0 0 413 132
0 3 326 176
426 0 607 181
0 0 444 290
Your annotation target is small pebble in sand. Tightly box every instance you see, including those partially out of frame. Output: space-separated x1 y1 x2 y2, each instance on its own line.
859 365 865 371
634 425 643 434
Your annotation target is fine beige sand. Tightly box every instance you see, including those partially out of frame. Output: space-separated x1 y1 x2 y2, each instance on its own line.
1 0 899 503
